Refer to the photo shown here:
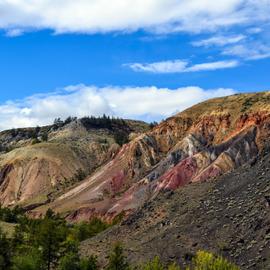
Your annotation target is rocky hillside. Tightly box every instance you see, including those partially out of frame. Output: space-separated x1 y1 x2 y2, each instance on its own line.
0 117 149 208
31 91 270 222
80 148 270 270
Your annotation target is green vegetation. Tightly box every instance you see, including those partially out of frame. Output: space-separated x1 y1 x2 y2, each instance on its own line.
113 130 129 146
0 206 239 270
149 122 158 129
140 251 239 270
106 243 129 270
80 115 126 130
0 207 119 270
0 205 24 223
73 218 111 241
190 250 239 270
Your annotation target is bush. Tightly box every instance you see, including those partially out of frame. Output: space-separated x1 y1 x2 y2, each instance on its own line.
31 138 41 144
114 130 128 146
0 205 24 223
191 250 239 270
140 252 239 270
74 218 110 242
41 132 49 142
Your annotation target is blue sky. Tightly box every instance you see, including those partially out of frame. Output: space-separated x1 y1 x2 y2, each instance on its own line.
0 0 269 130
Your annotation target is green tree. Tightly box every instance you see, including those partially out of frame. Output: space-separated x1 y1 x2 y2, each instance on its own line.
35 209 68 270
79 256 98 270
106 243 129 270
167 263 181 270
12 249 44 270
142 256 164 270
57 253 80 270
0 227 11 270
114 131 128 146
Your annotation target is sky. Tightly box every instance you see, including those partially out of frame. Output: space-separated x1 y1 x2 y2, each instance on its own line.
0 0 269 130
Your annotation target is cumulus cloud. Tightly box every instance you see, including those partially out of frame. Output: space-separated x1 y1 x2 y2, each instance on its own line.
192 35 246 47
0 85 236 130
0 0 270 34
127 60 239 73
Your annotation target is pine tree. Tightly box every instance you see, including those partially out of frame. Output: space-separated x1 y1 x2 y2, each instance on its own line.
35 209 68 270
0 227 11 270
106 243 129 270
79 256 98 270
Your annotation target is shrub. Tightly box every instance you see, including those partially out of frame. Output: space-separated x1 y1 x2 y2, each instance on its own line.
167 263 181 270
114 130 128 146
31 138 41 144
191 250 239 270
74 218 110 242
0 205 24 223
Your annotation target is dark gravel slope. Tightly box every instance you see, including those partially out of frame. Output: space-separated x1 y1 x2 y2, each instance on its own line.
81 150 270 270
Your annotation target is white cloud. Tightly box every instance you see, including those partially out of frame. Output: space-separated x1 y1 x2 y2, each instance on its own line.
0 85 236 130
246 27 262 34
222 44 270 60
192 35 246 47
127 60 239 73
185 60 240 71
0 0 270 34
5 28 24 37
127 60 189 73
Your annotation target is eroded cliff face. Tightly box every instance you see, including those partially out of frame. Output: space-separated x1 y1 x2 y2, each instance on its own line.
0 141 115 208
0 119 149 208
29 91 270 222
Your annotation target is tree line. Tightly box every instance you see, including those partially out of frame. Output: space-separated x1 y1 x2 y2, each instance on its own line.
0 206 120 270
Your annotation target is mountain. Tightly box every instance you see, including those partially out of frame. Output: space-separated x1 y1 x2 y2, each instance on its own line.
0 92 269 224
30 91 270 222
0 117 150 209
1 91 270 269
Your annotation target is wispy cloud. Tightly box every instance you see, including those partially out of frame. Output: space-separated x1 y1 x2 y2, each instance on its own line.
5 29 24 37
0 85 236 130
127 60 240 73
192 35 246 47
222 44 270 60
0 0 270 35
185 60 240 72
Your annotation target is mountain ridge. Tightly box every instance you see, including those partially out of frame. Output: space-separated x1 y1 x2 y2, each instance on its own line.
0 91 269 225
29 91 270 222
